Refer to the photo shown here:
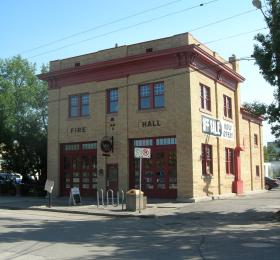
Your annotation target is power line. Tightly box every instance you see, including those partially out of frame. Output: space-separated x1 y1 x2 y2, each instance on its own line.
189 9 256 32
19 0 195 55
46 56 252 105
203 27 268 45
27 0 219 59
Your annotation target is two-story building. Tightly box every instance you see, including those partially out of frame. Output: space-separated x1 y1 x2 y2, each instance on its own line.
39 32 264 201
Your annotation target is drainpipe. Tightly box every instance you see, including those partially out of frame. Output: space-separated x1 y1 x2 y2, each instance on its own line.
230 55 244 194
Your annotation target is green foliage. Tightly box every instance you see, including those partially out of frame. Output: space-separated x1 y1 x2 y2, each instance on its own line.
0 56 48 182
242 101 267 117
253 0 280 140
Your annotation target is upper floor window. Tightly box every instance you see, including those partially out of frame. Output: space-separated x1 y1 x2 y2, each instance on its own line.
201 143 213 176
223 95 232 119
200 84 211 111
69 93 89 118
107 88 118 113
139 82 165 110
254 134 258 146
225 148 234 175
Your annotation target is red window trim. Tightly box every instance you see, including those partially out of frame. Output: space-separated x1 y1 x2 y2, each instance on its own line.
223 95 232 119
254 134 258 146
138 81 164 110
107 88 118 114
256 165 260 177
225 147 234 175
69 93 89 118
201 144 213 176
200 84 211 111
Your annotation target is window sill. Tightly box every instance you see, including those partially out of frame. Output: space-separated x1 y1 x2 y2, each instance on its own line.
225 174 235 179
223 116 233 122
67 115 91 121
137 107 166 113
201 174 213 180
199 108 212 116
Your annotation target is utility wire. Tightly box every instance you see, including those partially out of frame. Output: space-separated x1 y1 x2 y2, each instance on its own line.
27 0 219 59
46 56 252 104
203 27 268 45
189 9 256 32
19 0 194 54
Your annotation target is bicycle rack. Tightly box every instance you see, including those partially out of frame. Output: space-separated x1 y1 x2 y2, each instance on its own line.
106 189 114 206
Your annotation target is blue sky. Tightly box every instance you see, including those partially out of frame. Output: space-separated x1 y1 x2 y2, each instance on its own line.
0 0 274 143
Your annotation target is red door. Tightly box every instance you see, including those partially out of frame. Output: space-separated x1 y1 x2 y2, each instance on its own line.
106 164 118 193
130 137 177 199
60 142 97 196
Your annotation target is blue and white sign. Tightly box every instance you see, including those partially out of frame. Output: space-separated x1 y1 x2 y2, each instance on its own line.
202 116 234 140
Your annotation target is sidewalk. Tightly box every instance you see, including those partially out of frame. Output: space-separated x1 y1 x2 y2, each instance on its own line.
0 196 186 218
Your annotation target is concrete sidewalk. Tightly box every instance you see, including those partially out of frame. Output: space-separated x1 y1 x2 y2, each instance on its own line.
0 196 186 218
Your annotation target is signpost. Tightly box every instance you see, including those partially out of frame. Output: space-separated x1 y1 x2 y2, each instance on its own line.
134 147 151 213
44 179 54 208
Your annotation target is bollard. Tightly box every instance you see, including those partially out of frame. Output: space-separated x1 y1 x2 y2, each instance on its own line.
97 190 99 208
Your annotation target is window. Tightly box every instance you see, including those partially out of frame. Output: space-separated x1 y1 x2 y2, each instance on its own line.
107 88 118 113
139 82 165 110
200 84 211 111
69 93 89 117
201 144 213 176
223 95 232 119
225 148 234 175
256 165 260 177
254 134 258 146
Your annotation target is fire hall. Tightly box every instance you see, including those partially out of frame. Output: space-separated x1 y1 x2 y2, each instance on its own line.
39 32 264 201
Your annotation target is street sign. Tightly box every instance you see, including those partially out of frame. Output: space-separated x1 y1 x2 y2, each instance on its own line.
134 147 151 214
44 179 54 193
134 147 151 159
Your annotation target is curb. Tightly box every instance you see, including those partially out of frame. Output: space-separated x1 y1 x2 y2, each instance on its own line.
0 205 156 218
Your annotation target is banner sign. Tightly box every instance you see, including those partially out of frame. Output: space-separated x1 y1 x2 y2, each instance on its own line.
134 147 151 159
201 115 234 140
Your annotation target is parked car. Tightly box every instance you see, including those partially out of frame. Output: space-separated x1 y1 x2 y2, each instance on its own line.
265 177 279 190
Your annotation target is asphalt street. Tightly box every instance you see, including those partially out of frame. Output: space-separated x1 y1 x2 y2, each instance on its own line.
0 190 279 260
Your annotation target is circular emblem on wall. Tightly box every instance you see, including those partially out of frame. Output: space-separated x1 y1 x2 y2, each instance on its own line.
100 136 113 153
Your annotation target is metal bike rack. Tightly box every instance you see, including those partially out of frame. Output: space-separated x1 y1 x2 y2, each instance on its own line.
106 189 114 206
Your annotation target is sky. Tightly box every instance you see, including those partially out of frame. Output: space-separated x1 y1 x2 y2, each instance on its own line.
0 0 275 144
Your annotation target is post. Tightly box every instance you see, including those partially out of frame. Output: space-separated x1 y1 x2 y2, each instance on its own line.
48 192 51 208
121 190 124 211
97 190 99 208
139 157 142 213
101 189 104 206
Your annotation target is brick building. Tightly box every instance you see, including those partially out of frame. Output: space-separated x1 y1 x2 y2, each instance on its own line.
39 32 264 201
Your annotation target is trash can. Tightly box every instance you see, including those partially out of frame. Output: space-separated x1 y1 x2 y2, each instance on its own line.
126 189 147 211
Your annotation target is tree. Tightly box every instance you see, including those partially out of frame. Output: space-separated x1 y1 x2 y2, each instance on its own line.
253 0 280 139
242 101 267 117
0 56 48 183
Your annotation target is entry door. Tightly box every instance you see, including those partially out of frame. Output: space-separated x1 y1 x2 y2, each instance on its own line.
106 164 118 193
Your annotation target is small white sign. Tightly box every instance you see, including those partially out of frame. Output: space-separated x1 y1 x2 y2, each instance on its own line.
44 179 54 193
71 187 80 195
134 147 151 159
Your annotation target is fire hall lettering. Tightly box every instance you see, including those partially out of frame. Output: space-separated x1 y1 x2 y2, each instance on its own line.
141 120 161 128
